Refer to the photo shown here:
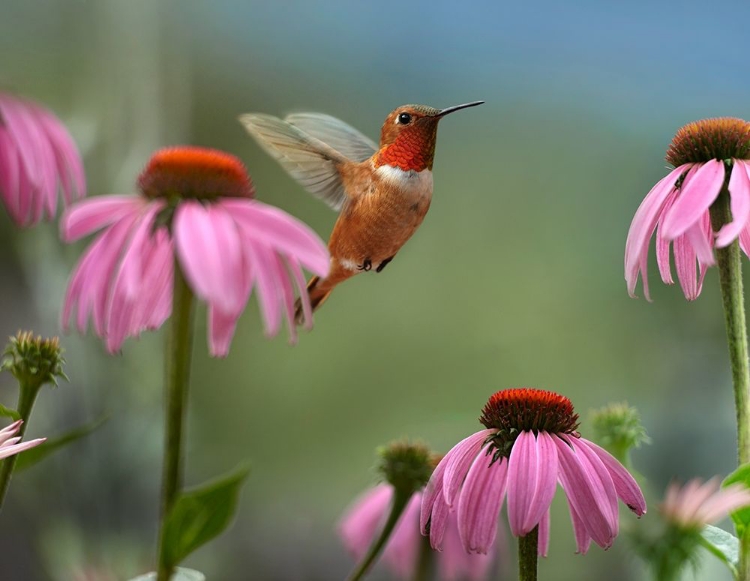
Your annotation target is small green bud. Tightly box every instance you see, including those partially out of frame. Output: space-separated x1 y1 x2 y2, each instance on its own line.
377 440 436 495
1 331 67 389
590 402 650 465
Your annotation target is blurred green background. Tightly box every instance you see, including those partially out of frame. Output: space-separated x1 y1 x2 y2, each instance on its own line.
1 0 749 579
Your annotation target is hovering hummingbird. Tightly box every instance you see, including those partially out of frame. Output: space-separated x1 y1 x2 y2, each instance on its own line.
239 100 483 324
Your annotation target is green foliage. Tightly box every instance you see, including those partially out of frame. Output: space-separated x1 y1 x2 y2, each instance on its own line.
723 464 750 538
161 465 250 568
14 416 108 472
0 404 20 422
700 525 739 579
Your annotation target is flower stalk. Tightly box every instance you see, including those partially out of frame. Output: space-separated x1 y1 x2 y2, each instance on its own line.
345 488 412 581
708 181 750 580
156 262 195 581
518 527 538 581
412 534 433 581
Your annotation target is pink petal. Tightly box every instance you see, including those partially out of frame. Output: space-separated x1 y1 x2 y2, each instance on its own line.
61 196 144 241
686 220 715 267
553 436 617 549
673 232 700 300
439 509 496 581
0 130 21 219
656 190 678 284
243 241 283 337
207 306 241 358
443 429 496 507
537 508 550 557
286 257 314 331
583 439 646 516
174 201 245 313
422 450 450 534
662 160 724 239
0 420 22 445
339 484 393 559
625 165 687 297
223 198 330 276
428 487 450 551
507 431 559 536
716 161 750 247
0 436 45 460
457 451 508 554
566 501 593 554
275 255 298 343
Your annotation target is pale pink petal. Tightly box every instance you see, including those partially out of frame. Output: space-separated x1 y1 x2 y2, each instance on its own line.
698 484 750 524
339 484 394 559
382 492 421 578
716 161 750 246
243 241 283 337
457 451 508 554
223 198 330 276
662 160 724 239
625 165 687 297
439 509 495 581
174 201 245 313
741 228 750 257
422 450 451 534
274 255 298 343
133 230 173 331
0 130 21 219
583 439 646 516
507 431 559 536
428 488 450 550
286 258 314 330
656 190 678 284
207 306 241 358
565 501 593 554
673 232 700 300
686 220 715 267
0 420 22 446
0 436 45 460
61 196 144 241
553 436 617 549
537 508 550 557
443 429 496 507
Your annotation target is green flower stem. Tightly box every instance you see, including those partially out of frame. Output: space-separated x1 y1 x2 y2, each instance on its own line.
345 487 412 581
156 262 195 581
0 378 42 509
412 533 433 581
709 184 750 581
518 527 538 581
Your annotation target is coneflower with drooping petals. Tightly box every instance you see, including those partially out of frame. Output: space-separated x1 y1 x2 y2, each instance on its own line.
421 388 646 556
61 146 329 357
625 117 750 300
661 478 750 530
0 92 85 226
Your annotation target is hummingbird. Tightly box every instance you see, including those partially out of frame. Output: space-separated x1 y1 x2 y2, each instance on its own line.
239 100 483 324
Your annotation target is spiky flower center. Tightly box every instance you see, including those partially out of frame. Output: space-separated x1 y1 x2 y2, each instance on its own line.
378 440 436 494
137 146 255 200
666 118 750 167
480 388 579 458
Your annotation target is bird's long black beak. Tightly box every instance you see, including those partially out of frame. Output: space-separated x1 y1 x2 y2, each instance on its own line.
437 101 484 117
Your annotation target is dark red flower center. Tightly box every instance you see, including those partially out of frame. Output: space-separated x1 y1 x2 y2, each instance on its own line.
137 146 255 200
666 118 750 167
480 388 579 434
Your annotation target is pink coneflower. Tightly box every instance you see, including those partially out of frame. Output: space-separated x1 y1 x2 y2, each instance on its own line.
0 420 45 459
0 92 85 226
340 484 495 581
661 478 750 530
421 388 646 556
61 146 329 357
625 117 750 300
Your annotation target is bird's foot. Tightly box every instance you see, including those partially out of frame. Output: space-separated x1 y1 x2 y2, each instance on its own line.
358 258 372 272
376 256 394 273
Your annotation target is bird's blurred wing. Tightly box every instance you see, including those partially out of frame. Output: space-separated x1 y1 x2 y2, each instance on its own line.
284 113 377 163
239 113 350 211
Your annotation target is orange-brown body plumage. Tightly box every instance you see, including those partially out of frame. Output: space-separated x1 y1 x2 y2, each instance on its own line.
239 101 483 324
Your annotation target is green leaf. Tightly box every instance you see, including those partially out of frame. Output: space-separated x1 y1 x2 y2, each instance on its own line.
128 567 206 581
14 415 108 472
700 525 739 578
161 464 250 568
724 464 750 537
0 404 20 422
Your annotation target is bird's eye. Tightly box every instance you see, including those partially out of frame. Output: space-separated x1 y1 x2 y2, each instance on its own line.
397 112 412 124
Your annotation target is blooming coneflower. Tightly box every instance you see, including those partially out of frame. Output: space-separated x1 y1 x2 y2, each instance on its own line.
0 420 44 460
421 388 646 558
625 118 750 300
661 478 750 530
61 146 329 356
0 92 85 226
340 483 495 581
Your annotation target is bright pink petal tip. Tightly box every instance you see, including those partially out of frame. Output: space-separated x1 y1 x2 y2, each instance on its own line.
661 160 724 240
0 93 86 226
